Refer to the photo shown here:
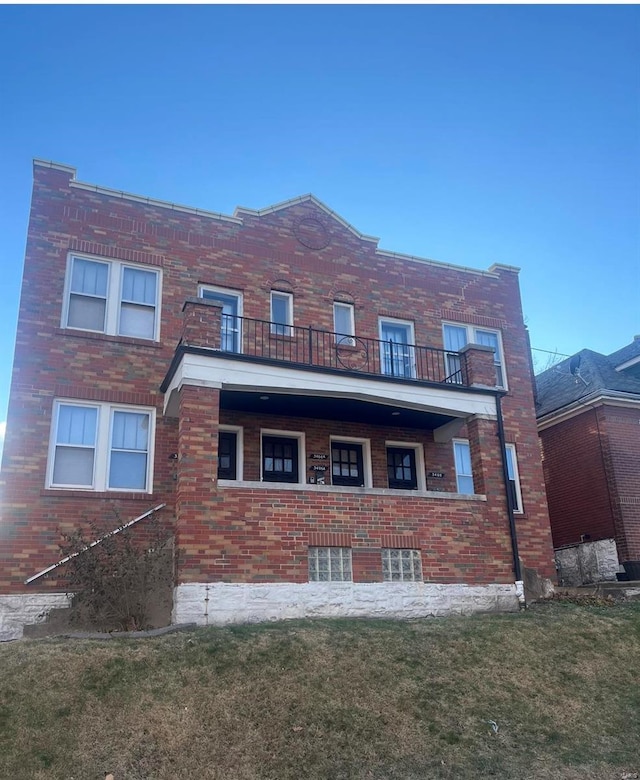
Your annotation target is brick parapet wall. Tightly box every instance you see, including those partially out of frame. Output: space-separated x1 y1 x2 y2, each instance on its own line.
175 486 515 585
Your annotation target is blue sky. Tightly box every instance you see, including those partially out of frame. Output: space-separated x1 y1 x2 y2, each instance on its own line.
1 5 639 456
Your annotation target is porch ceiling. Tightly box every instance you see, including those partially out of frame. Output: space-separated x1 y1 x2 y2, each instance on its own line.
220 390 455 429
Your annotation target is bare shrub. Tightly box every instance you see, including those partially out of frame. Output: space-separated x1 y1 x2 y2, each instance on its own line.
59 513 174 632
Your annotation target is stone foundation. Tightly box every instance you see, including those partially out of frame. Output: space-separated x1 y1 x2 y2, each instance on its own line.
0 593 72 641
555 539 621 586
173 581 520 626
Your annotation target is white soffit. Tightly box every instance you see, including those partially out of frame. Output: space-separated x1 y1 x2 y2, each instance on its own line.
163 353 497 419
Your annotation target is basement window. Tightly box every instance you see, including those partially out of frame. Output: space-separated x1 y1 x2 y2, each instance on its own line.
308 547 352 582
382 549 423 582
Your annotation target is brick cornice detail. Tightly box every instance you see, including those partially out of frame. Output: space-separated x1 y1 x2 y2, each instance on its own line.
53 385 159 407
68 237 165 267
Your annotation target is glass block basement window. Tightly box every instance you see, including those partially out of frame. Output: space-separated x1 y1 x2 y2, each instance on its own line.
308 547 352 582
382 549 423 582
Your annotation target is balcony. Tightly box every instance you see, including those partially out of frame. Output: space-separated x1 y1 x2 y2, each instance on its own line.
162 299 500 425
180 305 466 386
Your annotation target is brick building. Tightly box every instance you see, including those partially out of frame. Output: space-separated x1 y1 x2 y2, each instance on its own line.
0 160 555 639
536 338 640 584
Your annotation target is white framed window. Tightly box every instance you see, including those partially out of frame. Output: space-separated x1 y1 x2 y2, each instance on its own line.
260 429 305 484
63 255 160 341
443 323 506 388
48 400 154 492
333 302 355 346
453 439 474 495
270 291 293 336
218 425 243 481
330 436 372 488
199 286 243 353
308 547 352 582
379 318 416 378
505 444 523 514
382 548 423 582
385 441 426 491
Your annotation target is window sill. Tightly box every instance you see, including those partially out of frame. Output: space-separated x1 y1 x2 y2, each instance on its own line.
41 489 157 500
56 328 163 349
218 480 487 501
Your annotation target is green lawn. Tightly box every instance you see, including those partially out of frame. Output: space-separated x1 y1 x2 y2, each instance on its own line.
1 600 639 779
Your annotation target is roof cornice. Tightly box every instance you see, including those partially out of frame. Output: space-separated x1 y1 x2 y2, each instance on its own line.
32 160 514 278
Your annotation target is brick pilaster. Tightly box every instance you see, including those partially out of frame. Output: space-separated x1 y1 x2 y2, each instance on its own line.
176 384 221 582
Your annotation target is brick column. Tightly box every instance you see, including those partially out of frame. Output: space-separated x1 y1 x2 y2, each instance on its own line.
460 344 496 388
465 415 504 502
175 384 221 583
181 298 222 349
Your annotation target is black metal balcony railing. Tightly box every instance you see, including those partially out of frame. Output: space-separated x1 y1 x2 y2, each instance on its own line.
214 314 465 386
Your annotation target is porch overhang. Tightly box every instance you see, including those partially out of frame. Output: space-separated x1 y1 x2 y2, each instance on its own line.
161 347 499 434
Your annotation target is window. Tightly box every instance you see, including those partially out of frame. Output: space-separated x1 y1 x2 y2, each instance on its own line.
443 323 505 387
49 401 154 492
379 318 415 378
453 439 474 495
262 434 300 483
386 447 418 490
505 444 523 514
199 286 242 353
382 549 423 582
218 430 238 480
308 547 352 582
333 302 355 346
64 255 159 340
271 291 293 336
331 441 365 487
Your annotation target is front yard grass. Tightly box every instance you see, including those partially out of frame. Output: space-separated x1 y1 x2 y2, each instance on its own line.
1 600 639 779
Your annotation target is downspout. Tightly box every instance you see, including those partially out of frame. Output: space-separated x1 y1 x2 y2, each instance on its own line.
495 394 524 603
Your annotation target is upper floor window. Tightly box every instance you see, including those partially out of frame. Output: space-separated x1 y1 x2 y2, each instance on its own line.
443 323 505 388
199 286 243 353
379 318 415 378
64 256 160 341
48 400 154 492
453 439 474 495
333 302 355 346
505 444 523 514
271 291 293 336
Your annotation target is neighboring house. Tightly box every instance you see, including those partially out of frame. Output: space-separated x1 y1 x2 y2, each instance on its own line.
536 338 640 584
0 160 555 640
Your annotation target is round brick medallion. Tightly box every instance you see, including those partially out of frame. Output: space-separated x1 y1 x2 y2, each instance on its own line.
293 217 330 250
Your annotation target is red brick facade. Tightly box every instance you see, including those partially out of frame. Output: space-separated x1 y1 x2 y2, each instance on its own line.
0 160 556 600
540 404 640 563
